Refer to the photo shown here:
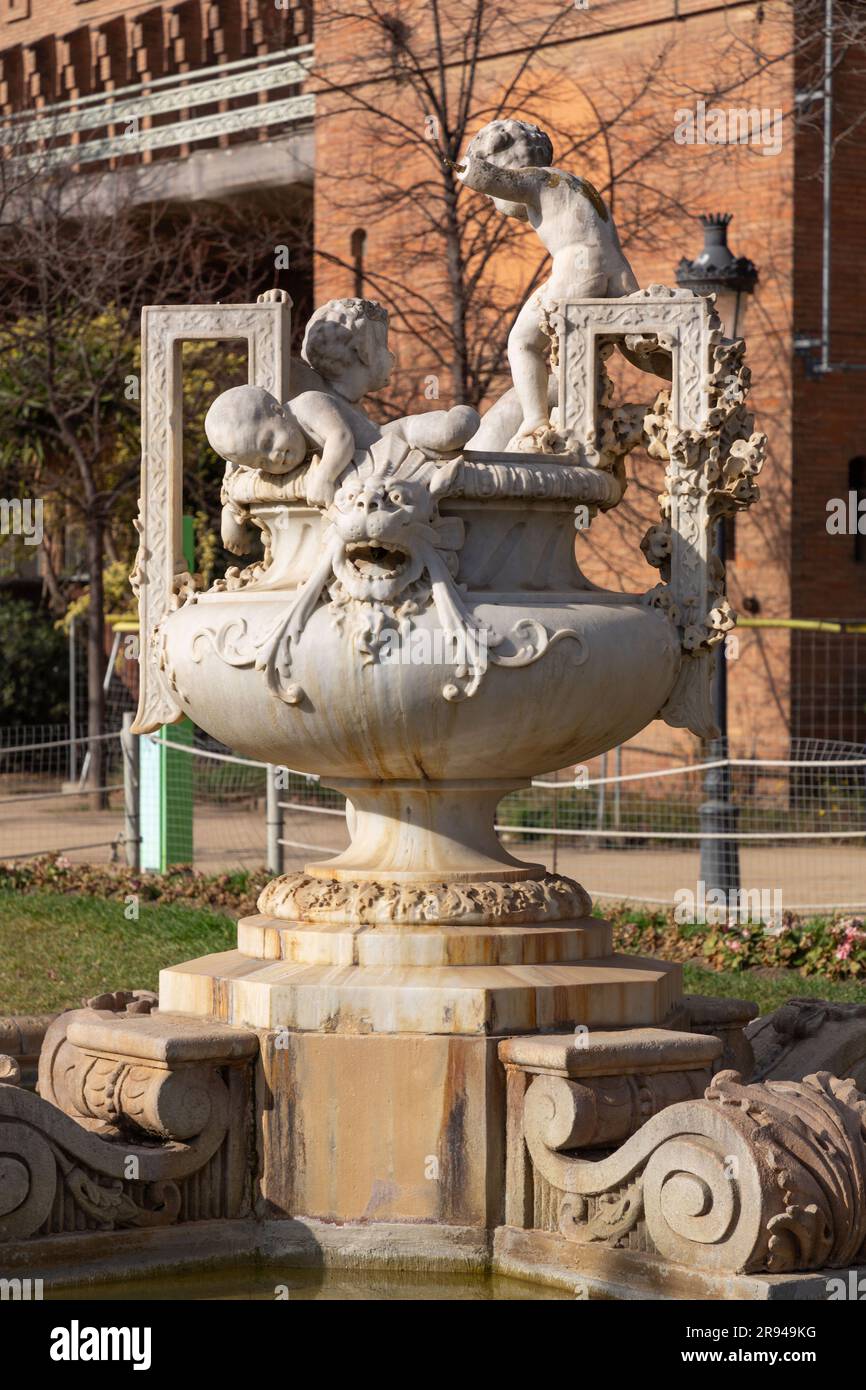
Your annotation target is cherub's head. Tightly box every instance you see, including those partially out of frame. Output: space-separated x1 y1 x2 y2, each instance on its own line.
204 385 306 474
465 119 553 219
301 298 395 403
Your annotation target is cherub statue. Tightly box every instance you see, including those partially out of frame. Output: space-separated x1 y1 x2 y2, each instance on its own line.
294 298 479 504
457 119 638 453
205 386 308 557
206 300 480 554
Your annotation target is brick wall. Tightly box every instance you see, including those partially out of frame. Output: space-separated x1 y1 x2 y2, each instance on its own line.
312 0 806 753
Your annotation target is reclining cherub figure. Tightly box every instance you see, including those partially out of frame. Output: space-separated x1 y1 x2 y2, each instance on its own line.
457 119 638 453
206 298 480 557
205 386 308 557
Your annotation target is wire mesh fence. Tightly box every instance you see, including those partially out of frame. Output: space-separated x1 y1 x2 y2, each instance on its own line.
158 734 346 872
0 725 126 862
1 719 865 913
496 739 866 912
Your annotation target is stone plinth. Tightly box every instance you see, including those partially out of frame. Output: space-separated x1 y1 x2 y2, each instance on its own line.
158 905 683 1228
159 912 682 1036
256 1031 506 1227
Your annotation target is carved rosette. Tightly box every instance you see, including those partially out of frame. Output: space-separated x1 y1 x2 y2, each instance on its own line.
522 1068 866 1275
258 869 593 926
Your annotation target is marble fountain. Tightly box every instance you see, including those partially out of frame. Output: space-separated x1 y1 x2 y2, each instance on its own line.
2 121 866 1300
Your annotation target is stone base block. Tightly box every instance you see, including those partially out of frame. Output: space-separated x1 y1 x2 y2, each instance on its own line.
494 1226 865 1301
256 1029 506 1227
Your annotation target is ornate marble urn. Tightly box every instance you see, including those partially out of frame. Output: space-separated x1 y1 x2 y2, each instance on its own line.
134 287 763 904
160 448 683 885
131 284 763 1050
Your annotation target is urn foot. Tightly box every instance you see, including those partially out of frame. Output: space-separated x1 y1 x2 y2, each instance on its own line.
307 779 544 884
260 778 595 928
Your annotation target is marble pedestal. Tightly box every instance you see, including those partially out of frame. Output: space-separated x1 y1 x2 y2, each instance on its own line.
159 906 682 1226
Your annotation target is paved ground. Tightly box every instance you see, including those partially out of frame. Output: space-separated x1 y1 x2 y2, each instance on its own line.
2 790 864 912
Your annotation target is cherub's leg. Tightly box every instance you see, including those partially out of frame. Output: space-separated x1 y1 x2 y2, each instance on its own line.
507 294 551 437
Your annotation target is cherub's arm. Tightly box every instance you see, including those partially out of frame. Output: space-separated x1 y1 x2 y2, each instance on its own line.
458 154 544 213
289 390 356 506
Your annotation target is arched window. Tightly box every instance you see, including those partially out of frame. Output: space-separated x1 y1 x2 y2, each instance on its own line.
350 228 366 298
849 456 866 563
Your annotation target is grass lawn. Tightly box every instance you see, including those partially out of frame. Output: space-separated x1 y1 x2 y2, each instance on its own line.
681 963 866 1014
0 889 235 1014
1 887 865 1017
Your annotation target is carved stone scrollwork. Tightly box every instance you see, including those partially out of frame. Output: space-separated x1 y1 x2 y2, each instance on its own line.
0 1007 259 1245
0 1088 188 1241
38 1010 232 1144
639 330 766 739
746 997 866 1090
258 869 593 925
0 1111 58 1239
521 1067 866 1275
523 1068 708 1154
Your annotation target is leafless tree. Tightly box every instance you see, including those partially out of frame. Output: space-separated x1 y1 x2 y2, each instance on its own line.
0 137 310 791
310 0 865 757
312 1 702 416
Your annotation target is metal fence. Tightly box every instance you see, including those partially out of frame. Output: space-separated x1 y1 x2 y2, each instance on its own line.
4 44 314 173
2 721 865 914
0 725 127 862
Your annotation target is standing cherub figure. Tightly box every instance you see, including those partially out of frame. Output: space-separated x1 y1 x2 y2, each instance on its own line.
458 119 638 452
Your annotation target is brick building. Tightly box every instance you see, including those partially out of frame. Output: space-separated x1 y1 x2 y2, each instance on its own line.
2 0 864 757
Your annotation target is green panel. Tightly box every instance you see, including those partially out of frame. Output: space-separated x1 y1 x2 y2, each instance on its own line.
139 516 196 871
182 514 195 572
160 716 194 866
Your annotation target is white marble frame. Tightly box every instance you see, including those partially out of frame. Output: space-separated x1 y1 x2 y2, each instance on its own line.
133 300 292 733
557 292 720 740
557 291 715 453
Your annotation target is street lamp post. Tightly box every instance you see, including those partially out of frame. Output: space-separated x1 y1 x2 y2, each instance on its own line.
676 214 758 909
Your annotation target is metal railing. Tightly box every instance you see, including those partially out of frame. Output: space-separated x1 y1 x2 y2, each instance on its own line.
2 724 865 911
4 44 314 170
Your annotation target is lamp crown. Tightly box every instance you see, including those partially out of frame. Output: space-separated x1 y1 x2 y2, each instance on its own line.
675 211 758 298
